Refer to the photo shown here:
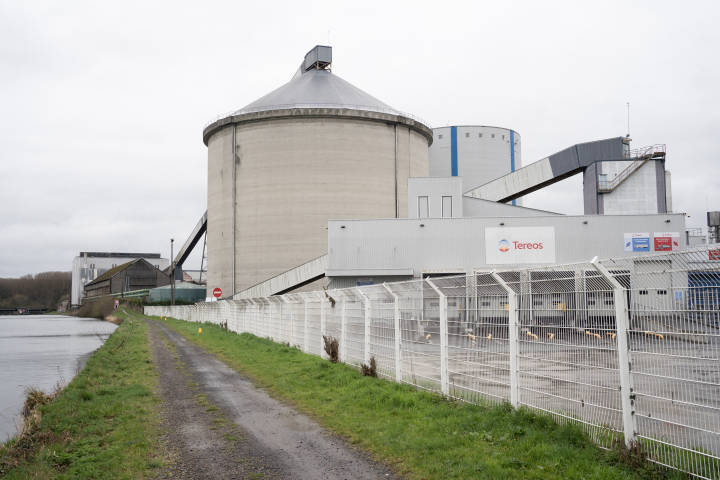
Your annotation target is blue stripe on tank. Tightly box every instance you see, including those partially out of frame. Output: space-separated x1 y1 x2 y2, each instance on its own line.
510 130 516 205
451 126 458 177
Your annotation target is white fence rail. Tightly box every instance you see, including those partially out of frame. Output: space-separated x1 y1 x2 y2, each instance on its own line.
146 247 720 479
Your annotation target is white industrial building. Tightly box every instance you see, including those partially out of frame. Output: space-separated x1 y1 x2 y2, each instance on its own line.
70 252 168 306
233 175 686 298
325 213 686 288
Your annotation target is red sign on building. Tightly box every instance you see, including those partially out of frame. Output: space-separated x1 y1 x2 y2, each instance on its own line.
654 236 672 251
213 287 222 298
710 250 720 261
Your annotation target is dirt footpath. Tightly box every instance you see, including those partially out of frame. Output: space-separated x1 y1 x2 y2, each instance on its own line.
145 318 396 480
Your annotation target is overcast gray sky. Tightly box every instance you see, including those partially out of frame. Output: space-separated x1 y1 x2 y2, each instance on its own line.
1 0 718 278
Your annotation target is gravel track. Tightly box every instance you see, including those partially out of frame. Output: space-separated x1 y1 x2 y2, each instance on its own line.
145 317 395 480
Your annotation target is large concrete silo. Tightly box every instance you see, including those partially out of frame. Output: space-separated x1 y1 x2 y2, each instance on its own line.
203 46 432 297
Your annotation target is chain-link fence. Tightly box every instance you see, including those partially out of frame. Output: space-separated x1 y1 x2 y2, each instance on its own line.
146 246 720 479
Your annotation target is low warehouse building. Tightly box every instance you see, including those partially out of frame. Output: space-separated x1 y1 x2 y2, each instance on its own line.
84 258 171 299
71 252 168 306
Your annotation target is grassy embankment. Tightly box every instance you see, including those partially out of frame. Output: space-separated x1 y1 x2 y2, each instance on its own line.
148 313 682 480
0 310 163 479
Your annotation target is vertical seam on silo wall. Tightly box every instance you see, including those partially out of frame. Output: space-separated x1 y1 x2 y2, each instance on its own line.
511 130 516 206
451 126 458 177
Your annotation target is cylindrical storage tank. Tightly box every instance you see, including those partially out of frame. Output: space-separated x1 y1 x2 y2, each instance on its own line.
429 125 522 205
203 54 432 297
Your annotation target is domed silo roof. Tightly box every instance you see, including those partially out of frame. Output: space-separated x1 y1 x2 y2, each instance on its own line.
203 46 431 145
241 68 395 111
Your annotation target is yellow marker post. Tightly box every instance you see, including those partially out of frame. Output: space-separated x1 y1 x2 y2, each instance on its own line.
199 328 202 333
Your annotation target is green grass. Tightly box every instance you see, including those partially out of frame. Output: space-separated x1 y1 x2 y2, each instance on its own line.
148 314 682 480
0 311 163 479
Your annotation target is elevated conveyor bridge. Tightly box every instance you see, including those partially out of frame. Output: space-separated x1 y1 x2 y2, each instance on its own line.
464 137 639 203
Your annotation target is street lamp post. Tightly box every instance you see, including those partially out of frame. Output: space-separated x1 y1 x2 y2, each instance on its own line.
170 238 175 306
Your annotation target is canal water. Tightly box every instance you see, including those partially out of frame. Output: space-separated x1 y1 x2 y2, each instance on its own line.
0 315 117 441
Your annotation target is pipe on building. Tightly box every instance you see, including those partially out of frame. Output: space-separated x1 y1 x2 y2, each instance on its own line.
394 123 398 218
232 124 237 296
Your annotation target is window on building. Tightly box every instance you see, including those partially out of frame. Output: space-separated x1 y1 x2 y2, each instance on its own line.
442 196 452 218
465 133 469 137
479 133 483 138
418 196 429 218
599 174 608 189
491 134 495 139
502 135 505 140
438 134 443 139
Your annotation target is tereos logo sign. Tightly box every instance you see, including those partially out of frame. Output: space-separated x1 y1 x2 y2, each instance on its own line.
485 227 556 265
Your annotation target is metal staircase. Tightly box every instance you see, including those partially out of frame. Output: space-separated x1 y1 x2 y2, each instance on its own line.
597 144 666 193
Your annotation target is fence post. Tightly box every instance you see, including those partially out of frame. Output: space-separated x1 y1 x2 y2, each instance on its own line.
264 297 271 340
315 292 326 359
425 279 448 396
241 301 246 333
303 297 309 353
278 299 284 343
382 283 403 384
490 270 519 409
591 256 637 448
337 290 346 363
289 297 295 347
248 299 256 336
356 287 371 365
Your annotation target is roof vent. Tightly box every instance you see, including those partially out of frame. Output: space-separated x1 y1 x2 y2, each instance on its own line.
292 45 332 79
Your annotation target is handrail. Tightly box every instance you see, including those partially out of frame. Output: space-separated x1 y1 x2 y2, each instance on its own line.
599 144 666 193
622 144 666 160
203 103 432 131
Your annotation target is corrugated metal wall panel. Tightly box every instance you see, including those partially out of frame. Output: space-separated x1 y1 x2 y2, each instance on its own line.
656 160 667 214
583 163 599 215
316 45 332 64
548 145 580 177
576 137 624 166
327 214 686 277
328 275 413 289
408 177 463 218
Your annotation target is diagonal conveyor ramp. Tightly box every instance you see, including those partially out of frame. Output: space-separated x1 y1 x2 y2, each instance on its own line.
464 136 626 203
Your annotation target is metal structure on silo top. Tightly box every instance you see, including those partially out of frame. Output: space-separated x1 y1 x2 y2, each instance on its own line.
203 46 433 298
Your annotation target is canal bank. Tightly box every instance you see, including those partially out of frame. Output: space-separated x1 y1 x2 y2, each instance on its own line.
0 315 117 440
0 311 160 478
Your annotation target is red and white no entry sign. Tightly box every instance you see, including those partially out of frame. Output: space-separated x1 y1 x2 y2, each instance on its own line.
213 287 222 298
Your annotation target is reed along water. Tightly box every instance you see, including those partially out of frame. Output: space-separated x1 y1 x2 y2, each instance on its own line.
0 315 117 440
